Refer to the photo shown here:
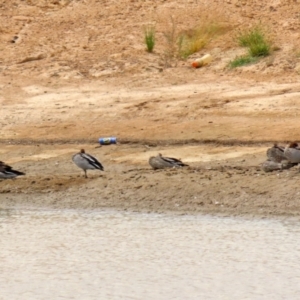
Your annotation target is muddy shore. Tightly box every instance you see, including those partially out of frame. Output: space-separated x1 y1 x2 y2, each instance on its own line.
1 141 300 219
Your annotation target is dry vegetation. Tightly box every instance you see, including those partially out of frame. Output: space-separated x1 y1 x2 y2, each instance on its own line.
1 0 300 78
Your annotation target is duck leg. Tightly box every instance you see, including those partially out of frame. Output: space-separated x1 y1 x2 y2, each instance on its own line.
84 170 88 178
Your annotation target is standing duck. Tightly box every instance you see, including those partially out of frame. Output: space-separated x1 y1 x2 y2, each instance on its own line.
0 161 25 179
72 149 104 178
149 153 189 170
284 142 300 163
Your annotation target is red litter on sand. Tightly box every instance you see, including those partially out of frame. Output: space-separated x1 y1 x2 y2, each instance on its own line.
191 54 212 68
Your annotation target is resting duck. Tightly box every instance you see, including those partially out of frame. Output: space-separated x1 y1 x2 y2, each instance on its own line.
72 149 104 178
0 161 25 179
266 143 286 162
284 142 300 163
261 159 295 173
149 153 189 170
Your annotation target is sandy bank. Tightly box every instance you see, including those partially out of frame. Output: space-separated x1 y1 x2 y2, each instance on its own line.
1 143 300 219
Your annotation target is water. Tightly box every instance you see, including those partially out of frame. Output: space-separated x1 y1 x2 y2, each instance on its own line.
1 209 300 300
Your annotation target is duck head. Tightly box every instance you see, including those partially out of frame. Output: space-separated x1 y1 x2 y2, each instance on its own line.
289 142 299 149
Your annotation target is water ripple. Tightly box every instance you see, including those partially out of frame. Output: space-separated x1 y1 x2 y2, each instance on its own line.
1 209 300 300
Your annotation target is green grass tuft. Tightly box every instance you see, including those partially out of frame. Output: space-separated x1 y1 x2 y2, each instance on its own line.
229 26 272 69
229 55 258 68
144 25 156 53
248 42 270 57
237 26 271 57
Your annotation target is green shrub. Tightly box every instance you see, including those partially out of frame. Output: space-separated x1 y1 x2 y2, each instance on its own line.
248 42 270 57
144 25 156 53
237 26 271 57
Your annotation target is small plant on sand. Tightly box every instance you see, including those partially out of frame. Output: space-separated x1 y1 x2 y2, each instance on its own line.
229 25 272 68
229 55 258 68
144 24 156 53
237 26 271 57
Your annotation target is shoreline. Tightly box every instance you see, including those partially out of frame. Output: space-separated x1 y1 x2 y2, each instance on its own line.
2 205 299 223
2 192 300 220
1 142 300 220
0 138 291 146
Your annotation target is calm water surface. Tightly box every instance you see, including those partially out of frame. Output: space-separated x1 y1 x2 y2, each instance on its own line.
1 209 300 300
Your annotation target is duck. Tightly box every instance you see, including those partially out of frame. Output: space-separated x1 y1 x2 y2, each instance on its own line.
72 149 104 178
0 161 25 179
284 142 300 163
266 143 286 162
149 153 189 170
261 159 296 173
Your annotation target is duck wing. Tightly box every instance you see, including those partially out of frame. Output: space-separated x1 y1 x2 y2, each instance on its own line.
160 156 189 167
0 164 25 177
8 169 25 176
284 147 300 163
80 153 104 171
